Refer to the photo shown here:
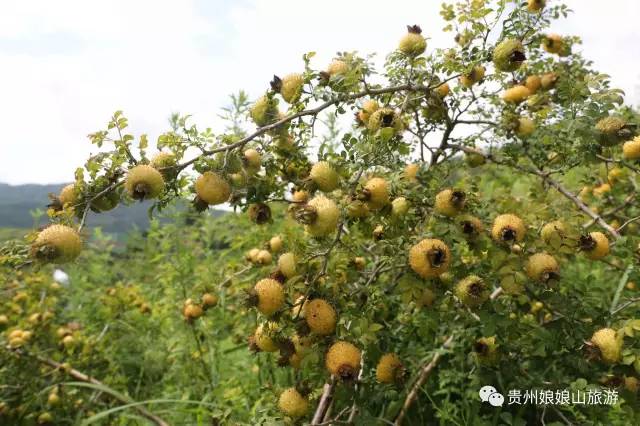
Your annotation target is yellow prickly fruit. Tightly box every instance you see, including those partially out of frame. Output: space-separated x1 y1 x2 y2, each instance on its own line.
278 388 309 418
202 293 218 308
459 66 485 88
595 116 629 146
256 250 272 265
363 177 390 210
625 377 640 393
325 341 361 380
269 236 283 253
299 195 340 237
391 197 410 217
305 299 337 335
473 336 498 364
417 288 436 307
376 353 404 384
436 83 450 98
254 323 278 352
525 75 542 93
541 220 566 244
32 225 82 264
252 278 285 316
327 60 349 77
623 136 640 160
250 95 279 127
434 189 465 217
493 38 526 72
367 108 403 133
246 248 260 263
404 163 420 181
58 184 78 207
542 34 564 54
502 85 531 103
278 252 297 278
409 238 451 279
310 161 340 192
358 99 380 124
398 25 427 56
465 150 486 167
526 253 560 283
516 117 535 137
527 0 545 12
491 214 526 243
346 199 369 219
590 328 622 364
125 165 165 200
455 275 489 307
280 73 304 104
592 183 611 197
183 302 203 320
150 151 177 174
243 148 262 171
195 172 231 205
580 232 610 260
459 215 484 238
540 72 558 90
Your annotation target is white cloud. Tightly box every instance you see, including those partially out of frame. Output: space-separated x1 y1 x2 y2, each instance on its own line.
0 0 638 184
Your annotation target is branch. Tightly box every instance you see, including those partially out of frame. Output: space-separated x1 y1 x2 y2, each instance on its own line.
394 336 454 426
312 376 336 425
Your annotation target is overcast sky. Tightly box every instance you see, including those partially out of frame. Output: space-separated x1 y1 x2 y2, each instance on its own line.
1 0 638 185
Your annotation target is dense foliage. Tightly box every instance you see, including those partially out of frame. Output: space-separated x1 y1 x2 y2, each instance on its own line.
2 0 640 424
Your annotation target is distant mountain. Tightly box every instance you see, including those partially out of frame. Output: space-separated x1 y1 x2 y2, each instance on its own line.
0 183 222 237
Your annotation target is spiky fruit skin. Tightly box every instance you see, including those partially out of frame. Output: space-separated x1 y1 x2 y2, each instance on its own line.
581 232 610 260
391 197 410 217
250 95 279 127
493 38 525 72
32 225 82 264
254 323 278 352
465 151 486 167
202 293 218 308
280 73 304 104
327 60 349 76
278 388 309 418
540 72 558 90
435 189 465 217
596 116 628 146
305 299 337 335
459 215 484 238
437 83 450 97
399 32 427 56
592 183 611 197
358 99 380 124
195 172 231 205
623 136 640 160
376 353 404 384
269 236 283 253
247 248 260 263
516 117 535 137
527 0 545 12
525 75 542 93
256 250 272 265
404 163 420 181
346 199 369 219
474 336 498 364
59 184 78 207
491 214 526 243
625 377 640 393
591 328 622 364
243 149 262 172
278 252 297 278
363 177 390 210
367 108 403 133
526 253 560 283
304 195 340 237
541 220 566 244
183 303 203 320
310 161 340 192
326 341 361 380
125 165 165 200
542 34 563 54
455 275 489 307
502 85 531 103
460 66 485 88
253 278 285 316
409 238 451 279
150 151 177 177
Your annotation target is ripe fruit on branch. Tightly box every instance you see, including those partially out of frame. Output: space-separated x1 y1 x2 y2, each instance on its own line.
595 116 634 146
527 0 545 12
398 25 427 57
326 341 361 381
250 95 279 127
409 238 451 279
150 151 177 179
580 232 610 260
58 184 78 208
493 38 526 72
357 99 379 125
195 172 231 205
250 278 285 316
459 66 485 88
248 203 272 224
391 197 410 217
465 150 486 167
253 323 278 352
491 214 526 243
542 34 564 54
125 165 165 200
434 189 466 217
278 252 297 279
278 387 309 418
516 117 535 137
541 220 566 244
376 353 405 384
304 299 337 335
31 224 82 264
309 161 340 192
623 136 640 160
360 177 390 210
243 148 262 172
346 198 369 219
269 236 283 253
525 75 541 93
272 73 304 104
295 195 340 237
182 300 203 320
540 72 558 90
474 336 498 364
502 85 531 104
404 163 420 181
455 275 489 307
326 59 349 77
459 215 483 238
589 328 622 364
367 108 403 133
526 253 560 283
256 249 272 265
202 293 218 308
436 83 450 98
